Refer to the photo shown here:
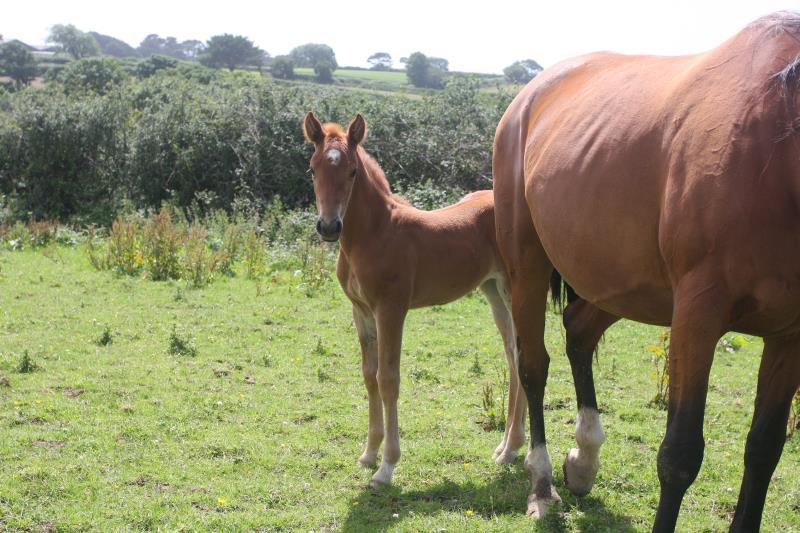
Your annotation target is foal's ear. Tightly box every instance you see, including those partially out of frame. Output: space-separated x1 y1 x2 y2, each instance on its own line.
303 112 325 144
347 114 367 147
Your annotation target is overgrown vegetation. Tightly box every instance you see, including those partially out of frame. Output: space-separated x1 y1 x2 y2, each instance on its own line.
0 67 511 224
645 331 670 410
478 364 508 432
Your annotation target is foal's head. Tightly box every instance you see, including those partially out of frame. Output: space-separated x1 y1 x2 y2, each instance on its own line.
303 112 367 242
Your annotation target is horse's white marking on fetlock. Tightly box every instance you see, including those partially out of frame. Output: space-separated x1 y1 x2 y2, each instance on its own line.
575 407 605 450
370 460 394 486
326 148 342 166
525 444 553 481
564 407 605 496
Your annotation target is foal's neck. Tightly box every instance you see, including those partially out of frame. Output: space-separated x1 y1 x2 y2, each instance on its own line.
340 147 398 252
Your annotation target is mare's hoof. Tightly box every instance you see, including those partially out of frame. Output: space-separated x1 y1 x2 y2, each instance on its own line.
563 447 599 496
526 485 561 518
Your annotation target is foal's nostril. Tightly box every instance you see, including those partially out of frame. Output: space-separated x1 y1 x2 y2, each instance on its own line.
316 219 323 235
333 219 342 234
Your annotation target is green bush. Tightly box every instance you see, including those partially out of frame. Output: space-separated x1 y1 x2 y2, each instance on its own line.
58 57 129 95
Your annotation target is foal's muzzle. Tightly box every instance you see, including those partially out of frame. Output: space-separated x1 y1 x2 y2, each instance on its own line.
316 217 342 242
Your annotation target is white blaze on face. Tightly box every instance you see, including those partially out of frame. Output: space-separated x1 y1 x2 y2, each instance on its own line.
326 148 342 166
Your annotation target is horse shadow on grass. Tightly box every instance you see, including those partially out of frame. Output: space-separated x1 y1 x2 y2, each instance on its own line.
340 464 636 532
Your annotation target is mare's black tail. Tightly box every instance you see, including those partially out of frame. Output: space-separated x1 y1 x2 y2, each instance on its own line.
549 269 579 312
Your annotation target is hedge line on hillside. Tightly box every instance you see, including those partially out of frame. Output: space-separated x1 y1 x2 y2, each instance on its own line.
0 69 514 223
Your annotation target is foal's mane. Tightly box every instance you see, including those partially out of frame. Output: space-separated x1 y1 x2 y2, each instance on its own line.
322 122 410 205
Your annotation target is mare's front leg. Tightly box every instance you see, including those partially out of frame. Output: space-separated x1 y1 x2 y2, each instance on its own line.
561 299 618 495
353 305 382 468
653 277 725 532
370 304 408 487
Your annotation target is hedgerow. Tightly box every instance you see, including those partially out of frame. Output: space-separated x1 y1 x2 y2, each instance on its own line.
0 67 513 223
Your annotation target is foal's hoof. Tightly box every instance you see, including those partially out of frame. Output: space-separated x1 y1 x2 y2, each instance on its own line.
369 461 394 488
494 447 519 465
526 485 561 518
368 476 390 489
563 447 599 496
491 440 507 461
358 452 377 469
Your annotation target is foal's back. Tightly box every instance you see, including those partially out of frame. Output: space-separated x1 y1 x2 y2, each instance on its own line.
388 189 505 308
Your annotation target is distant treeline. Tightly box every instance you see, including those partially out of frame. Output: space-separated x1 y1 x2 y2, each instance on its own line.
0 67 514 224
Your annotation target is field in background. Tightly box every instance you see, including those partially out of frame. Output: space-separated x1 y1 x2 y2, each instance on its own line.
0 244 798 531
295 67 409 84
292 67 507 94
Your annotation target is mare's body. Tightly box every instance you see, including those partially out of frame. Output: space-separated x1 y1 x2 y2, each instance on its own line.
493 12 800 530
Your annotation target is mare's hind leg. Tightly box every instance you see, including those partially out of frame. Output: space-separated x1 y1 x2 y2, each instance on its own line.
353 305 382 468
481 278 527 465
506 248 561 517
561 299 618 496
730 334 800 532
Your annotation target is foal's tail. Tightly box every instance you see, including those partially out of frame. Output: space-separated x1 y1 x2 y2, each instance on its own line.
549 269 579 312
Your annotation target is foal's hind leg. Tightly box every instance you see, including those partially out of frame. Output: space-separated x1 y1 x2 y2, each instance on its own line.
481 278 527 465
730 334 800 532
561 299 618 496
353 305 382 468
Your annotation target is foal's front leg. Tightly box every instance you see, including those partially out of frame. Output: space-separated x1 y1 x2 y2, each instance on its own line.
353 305 382 468
370 304 408 487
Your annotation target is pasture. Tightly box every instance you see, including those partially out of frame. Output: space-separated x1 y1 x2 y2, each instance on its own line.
0 243 798 531
293 68 412 93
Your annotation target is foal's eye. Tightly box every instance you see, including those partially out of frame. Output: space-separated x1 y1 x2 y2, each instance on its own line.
306 168 315 180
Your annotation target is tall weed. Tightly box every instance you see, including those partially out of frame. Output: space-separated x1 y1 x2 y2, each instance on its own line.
143 208 183 280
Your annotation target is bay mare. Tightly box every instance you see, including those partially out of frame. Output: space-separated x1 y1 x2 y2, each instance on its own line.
303 112 526 487
493 11 800 531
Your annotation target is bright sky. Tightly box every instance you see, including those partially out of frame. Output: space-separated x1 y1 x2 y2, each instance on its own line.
5 0 800 73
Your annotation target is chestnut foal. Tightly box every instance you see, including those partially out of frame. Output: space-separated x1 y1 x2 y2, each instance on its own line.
303 112 525 486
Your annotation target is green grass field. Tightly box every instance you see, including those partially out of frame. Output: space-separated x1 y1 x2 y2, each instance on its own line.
0 246 798 531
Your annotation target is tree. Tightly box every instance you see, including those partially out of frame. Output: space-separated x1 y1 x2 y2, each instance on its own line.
405 51 446 89
179 40 205 59
270 55 294 79
428 57 449 72
0 42 38 88
503 59 543 84
368 52 392 70
199 34 264 71
59 57 127 94
289 43 337 82
47 24 100 59
136 55 177 78
405 52 430 87
89 32 139 58
137 35 204 60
